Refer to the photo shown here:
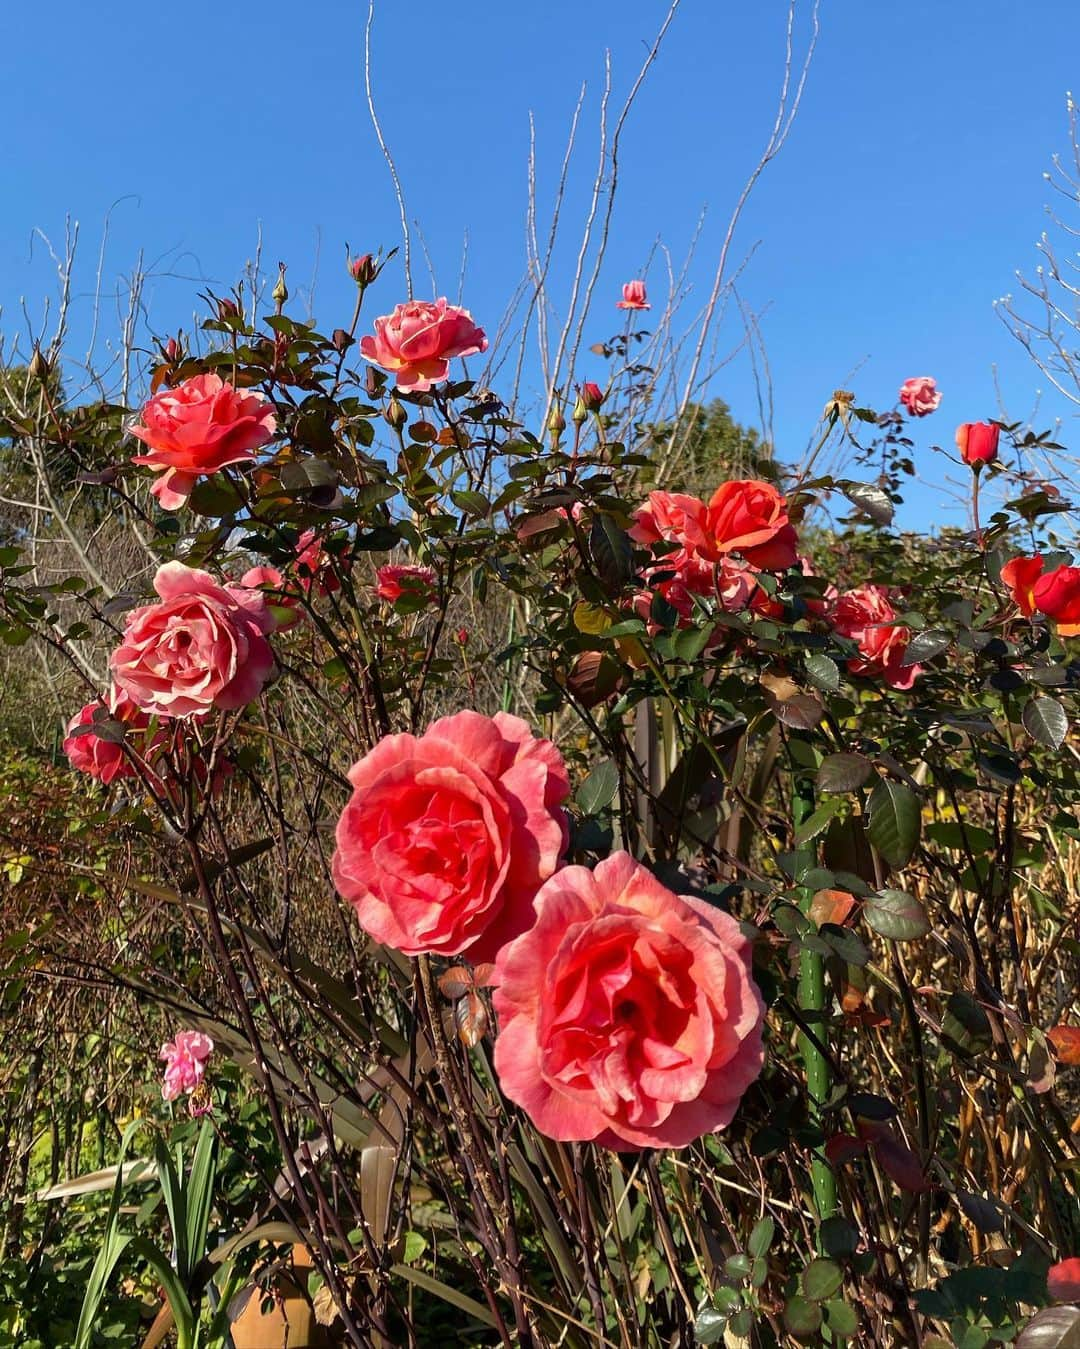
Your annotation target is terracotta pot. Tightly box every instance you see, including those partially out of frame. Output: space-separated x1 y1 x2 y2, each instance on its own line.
229 1243 331 1349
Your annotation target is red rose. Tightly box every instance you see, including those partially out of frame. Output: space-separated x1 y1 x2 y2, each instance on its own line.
705 480 798 570
63 689 152 784
332 711 570 960
1000 554 1044 616
830 583 920 689
955 421 999 468
359 299 487 393
130 373 276 510
492 852 765 1150
111 563 276 718
1033 565 1080 637
1048 1257 1080 1302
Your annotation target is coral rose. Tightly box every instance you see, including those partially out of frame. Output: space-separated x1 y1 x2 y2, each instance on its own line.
955 421 999 468
617 280 650 311
898 376 941 417
239 565 302 631
333 711 570 960
160 1030 214 1102
705 480 799 570
63 689 152 784
1000 554 1043 617
375 563 437 605
130 373 276 510
1034 564 1080 637
360 298 487 392
492 852 765 1150
111 562 276 718
831 583 920 689
295 529 342 596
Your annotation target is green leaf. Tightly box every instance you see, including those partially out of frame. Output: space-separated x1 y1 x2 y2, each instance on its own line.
1022 696 1068 750
863 888 930 942
794 798 843 845
866 778 920 866
693 1303 728 1346
784 1294 824 1339
902 629 952 665
183 1121 217 1285
802 1257 844 1301
941 990 993 1056
577 760 619 815
1016 1306 1080 1348
825 1298 859 1339
805 652 840 692
818 753 873 793
843 482 894 525
748 1215 775 1258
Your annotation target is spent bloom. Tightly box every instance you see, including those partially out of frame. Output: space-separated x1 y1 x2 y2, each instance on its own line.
492 852 765 1150
616 280 650 311
360 298 487 392
295 529 342 596
333 711 570 961
160 1031 214 1102
898 376 941 417
63 689 154 784
129 373 276 510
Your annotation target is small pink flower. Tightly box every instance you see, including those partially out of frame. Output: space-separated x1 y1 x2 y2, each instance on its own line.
492 852 765 1150
616 280 650 311
360 299 487 392
956 421 1000 468
1048 1257 1080 1302
295 529 341 596
375 563 437 605
830 583 920 689
239 565 302 631
130 373 276 510
898 376 941 417
333 711 570 960
63 689 153 784
160 1030 214 1102
111 562 276 718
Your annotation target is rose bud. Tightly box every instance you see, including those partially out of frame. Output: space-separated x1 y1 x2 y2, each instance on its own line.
580 382 606 413
956 421 1000 469
349 253 378 287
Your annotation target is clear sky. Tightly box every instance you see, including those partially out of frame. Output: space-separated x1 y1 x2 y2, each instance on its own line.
3 1 1080 528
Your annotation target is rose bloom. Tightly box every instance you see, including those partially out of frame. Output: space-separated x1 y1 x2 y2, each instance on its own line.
705 480 799 570
130 373 276 510
955 421 999 468
359 298 487 392
111 562 276 718
239 564 302 631
492 852 765 1150
898 376 941 417
1000 554 1043 617
375 563 437 605
63 689 152 784
294 529 341 596
160 1030 214 1102
830 583 920 690
1034 564 1080 637
616 280 650 311
1047 1257 1080 1302
333 710 570 961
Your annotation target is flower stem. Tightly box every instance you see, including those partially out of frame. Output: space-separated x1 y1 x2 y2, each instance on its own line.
792 743 838 1230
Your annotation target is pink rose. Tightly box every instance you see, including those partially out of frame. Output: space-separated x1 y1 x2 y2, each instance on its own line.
898 376 941 417
295 529 341 596
130 373 276 510
160 1030 214 1102
1048 1257 1080 1302
111 562 276 718
359 299 487 392
706 480 799 570
63 689 153 784
375 563 437 605
830 583 920 689
616 280 650 311
492 852 765 1150
239 565 302 631
332 711 570 961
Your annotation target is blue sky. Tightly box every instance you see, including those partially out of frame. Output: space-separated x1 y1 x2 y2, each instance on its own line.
3 1 1080 528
